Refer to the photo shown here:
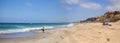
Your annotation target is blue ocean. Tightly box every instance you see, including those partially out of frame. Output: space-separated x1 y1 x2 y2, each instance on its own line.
0 23 74 34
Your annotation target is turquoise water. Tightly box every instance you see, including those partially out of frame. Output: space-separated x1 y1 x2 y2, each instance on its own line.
0 23 73 34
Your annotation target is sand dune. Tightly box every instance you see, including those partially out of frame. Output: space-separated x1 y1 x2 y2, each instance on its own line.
0 22 120 43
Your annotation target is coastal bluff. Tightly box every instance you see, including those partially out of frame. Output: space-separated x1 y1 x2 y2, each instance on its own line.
82 11 120 22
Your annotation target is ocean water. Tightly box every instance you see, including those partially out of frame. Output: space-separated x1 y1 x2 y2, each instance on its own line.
0 23 74 34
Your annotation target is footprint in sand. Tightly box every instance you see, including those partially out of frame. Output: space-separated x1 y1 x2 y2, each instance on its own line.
98 32 101 34
60 36 64 39
106 38 110 42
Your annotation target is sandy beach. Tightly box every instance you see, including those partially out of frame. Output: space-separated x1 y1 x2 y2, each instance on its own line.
1 0 120 43
0 22 120 43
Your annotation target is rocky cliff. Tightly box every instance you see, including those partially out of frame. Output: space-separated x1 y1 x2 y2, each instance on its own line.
99 11 120 22
82 11 120 22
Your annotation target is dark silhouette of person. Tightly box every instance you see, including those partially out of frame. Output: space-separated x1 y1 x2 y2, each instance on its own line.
103 19 112 26
41 26 45 32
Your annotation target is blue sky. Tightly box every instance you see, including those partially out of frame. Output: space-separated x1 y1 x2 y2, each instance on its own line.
0 0 119 23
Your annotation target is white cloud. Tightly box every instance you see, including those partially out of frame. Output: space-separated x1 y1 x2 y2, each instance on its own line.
60 0 102 10
80 2 102 9
60 0 80 5
106 0 120 11
65 0 80 5
111 0 120 4
60 0 80 10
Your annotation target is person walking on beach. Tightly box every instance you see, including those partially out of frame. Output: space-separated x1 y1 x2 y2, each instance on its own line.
41 26 45 33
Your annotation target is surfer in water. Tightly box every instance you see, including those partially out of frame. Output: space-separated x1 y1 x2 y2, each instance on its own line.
41 26 45 33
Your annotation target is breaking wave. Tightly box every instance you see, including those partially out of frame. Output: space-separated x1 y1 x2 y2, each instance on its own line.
0 23 74 34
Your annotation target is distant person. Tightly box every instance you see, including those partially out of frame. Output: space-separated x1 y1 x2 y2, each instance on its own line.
41 26 45 32
103 19 112 26
105 19 109 25
103 20 106 25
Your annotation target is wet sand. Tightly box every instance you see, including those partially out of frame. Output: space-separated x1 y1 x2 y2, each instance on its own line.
0 22 120 43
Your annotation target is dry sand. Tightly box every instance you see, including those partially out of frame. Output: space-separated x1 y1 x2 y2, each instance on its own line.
0 22 120 43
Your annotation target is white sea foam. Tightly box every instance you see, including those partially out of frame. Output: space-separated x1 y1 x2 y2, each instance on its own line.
67 23 74 27
0 23 74 34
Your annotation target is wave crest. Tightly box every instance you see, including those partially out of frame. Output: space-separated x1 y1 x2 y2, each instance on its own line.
0 23 74 34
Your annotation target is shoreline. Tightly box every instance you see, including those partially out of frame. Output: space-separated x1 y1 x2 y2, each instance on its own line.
0 32 35 39
0 23 73 39
0 23 74 34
